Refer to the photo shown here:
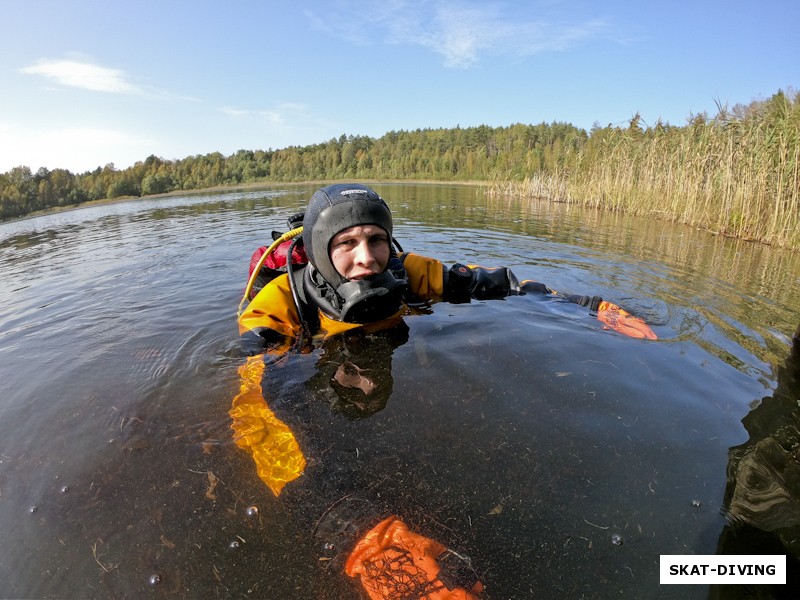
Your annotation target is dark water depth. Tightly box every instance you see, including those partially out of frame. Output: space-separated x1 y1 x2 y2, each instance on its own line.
1 184 799 599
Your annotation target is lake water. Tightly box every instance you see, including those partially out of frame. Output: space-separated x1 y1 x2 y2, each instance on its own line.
1 183 798 599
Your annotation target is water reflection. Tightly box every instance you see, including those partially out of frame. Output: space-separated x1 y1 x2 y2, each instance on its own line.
384 185 800 376
711 323 800 599
307 323 410 419
478 192 800 308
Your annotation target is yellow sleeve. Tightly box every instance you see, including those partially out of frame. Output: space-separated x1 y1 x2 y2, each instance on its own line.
238 273 302 338
229 354 306 496
401 253 445 300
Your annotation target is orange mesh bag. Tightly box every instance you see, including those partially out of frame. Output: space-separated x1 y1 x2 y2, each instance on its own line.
345 516 483 600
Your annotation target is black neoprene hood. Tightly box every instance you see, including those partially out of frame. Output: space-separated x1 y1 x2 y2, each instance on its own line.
302 184 394 287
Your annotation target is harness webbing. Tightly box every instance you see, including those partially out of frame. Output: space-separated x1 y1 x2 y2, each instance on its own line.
290 265 320 337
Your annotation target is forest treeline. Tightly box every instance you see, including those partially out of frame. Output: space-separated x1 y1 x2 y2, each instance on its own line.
2 89 797 248
0 121 586 218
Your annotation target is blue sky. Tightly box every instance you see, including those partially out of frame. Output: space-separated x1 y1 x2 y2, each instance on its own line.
1 0 797 174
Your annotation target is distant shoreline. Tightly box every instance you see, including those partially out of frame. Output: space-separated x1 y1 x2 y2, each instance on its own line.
5 179 489 223
6 96 797 249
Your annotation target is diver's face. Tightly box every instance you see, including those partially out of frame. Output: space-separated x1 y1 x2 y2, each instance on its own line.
329 224 390 281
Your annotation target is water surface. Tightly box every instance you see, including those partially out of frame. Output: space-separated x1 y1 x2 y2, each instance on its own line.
1 184 798 599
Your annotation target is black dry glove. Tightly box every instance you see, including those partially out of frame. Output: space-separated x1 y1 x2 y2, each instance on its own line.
444 263 523 301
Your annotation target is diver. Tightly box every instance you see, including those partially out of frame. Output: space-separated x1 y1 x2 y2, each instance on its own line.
232 183 657 599
238 183 657 348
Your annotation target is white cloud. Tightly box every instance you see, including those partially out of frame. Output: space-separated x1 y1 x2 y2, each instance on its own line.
220 107 251 118
20 57 200 102
20 59 143 94
215 102 343 151
306 1 608 68
220 102 313 128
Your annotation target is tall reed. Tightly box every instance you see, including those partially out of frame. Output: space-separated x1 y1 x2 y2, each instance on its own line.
491 91 800 250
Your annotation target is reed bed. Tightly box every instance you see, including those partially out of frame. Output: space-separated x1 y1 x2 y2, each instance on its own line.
491 91 800 250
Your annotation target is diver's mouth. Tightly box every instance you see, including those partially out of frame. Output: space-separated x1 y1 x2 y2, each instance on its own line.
348 271 380 281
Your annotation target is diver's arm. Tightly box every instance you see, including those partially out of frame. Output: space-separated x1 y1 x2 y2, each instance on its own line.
237 273 303 353
237 327 291 355
443 263 523 301
442 262 657 340
519 278 657 340
400 253 522 301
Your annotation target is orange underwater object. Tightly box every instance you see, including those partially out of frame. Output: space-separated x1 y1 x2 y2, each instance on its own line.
346 516 484 600
596 300 658 340
228 355 306 496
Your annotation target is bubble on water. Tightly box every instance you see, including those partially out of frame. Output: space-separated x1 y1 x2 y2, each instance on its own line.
60 485 70 494
29 505 39 514
229 540 240 549
323 542 335 551
610 533 623 546
148 573 162 587
245 505 259 517
691 499 702 508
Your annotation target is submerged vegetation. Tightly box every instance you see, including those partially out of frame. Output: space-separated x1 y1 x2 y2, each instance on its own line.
1 89 797 248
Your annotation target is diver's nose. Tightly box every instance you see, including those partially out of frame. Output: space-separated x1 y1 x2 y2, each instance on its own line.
353 240 375 266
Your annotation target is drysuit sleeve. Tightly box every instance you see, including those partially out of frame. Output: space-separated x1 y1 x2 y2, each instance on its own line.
443 263 523 301
520 279 657 340
400 253 524 301
441 262 657 340
237 273 303 354
399 253 447 300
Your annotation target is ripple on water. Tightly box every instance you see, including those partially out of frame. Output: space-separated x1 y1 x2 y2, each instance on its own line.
1 185 799 599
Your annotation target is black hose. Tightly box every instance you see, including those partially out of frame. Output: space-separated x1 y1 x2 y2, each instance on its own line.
286 236 310 347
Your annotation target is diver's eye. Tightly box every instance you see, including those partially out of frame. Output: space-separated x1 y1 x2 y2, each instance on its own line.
370 236 388 246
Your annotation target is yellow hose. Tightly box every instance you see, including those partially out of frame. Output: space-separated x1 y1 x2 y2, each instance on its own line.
237 226 303 317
